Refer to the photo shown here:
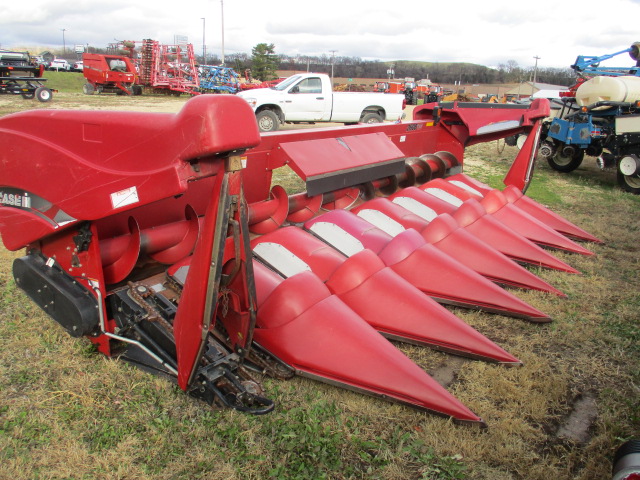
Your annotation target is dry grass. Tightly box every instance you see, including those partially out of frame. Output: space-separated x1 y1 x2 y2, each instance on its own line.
0 97 638 479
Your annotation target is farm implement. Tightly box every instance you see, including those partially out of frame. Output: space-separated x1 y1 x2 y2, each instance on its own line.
198 65 240 94
138 39 200 95
82 40 200 96
0 95 600 425
82 40 250 97
82 53 140 96
0 49 53 102
537 41 640 193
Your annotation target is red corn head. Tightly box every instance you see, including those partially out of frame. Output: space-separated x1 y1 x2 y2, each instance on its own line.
351 197 562 305
423 178 595 255
304 208 556 319
252 263 485 424
501 185 602 244
251 226 521 362
480 189 594 256
445 174 602 244
388 186 579 275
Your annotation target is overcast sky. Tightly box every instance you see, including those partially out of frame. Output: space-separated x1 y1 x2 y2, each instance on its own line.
2 0 639 70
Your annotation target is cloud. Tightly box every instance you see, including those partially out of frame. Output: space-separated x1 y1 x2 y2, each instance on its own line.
1 0 639 71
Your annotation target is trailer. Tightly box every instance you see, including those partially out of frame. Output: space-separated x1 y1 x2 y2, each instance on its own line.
0 49 53 102
0 95 600 426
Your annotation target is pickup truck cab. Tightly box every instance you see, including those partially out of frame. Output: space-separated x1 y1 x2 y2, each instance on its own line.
237 73 405 131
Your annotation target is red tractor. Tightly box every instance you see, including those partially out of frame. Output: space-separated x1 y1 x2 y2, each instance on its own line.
376 79 419 105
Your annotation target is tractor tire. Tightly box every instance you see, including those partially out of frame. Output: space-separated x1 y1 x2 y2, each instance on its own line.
132 85 143 96
547 149 584 173
256 110 280 132
360 112 383 124
82 83 95 95
35 87 52 103
21 91 35 100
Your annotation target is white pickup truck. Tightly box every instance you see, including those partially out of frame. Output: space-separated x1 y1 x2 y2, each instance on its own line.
237 73 406 132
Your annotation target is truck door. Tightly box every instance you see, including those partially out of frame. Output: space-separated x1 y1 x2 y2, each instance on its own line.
285 77 332 121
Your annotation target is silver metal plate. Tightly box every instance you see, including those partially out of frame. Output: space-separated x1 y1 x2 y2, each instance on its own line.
356 209 405 237
252 242 312 278
392 196 438 221
308 222 364 257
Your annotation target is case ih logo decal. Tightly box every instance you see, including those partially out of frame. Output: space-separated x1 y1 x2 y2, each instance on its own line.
0 190 31 208
0 187 75 228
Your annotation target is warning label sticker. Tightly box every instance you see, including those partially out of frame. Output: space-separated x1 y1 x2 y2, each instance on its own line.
110 186 139 209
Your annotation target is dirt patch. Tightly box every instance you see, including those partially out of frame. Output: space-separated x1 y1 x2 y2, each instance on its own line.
556 394 599 443
428 356 467 387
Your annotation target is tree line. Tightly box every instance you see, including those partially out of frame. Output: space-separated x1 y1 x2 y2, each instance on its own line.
215 44 578 86
55 42 578 86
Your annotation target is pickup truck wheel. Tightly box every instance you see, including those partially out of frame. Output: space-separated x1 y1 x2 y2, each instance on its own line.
256 110 280 132
361 113 383 124
547 149 584 173
35 87 52 103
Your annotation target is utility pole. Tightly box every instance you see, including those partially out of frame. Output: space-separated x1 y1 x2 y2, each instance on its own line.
201 18 206 65
533 55 541 96
61 29 67 54
330 50 337 86
220 0 225 65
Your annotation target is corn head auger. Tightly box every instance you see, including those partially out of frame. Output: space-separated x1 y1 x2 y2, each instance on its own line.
0 95 601 426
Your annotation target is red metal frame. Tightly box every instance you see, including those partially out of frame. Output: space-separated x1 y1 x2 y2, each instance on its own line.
241 99 550 204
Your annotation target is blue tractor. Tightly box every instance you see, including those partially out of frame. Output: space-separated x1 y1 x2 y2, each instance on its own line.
538 42 640 193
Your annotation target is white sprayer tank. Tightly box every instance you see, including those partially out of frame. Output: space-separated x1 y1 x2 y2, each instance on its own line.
576 75 640 107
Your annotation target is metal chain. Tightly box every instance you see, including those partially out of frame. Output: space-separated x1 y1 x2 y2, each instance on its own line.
219 288 230 317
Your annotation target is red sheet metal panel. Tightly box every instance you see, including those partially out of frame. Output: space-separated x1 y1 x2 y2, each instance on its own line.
279 133 406 196
0 95 260 251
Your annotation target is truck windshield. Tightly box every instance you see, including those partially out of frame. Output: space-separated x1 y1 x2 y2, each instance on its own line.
274 75 302 91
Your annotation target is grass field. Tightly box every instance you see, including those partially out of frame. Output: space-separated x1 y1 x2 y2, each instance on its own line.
0 93 638 479
41 70 87 92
